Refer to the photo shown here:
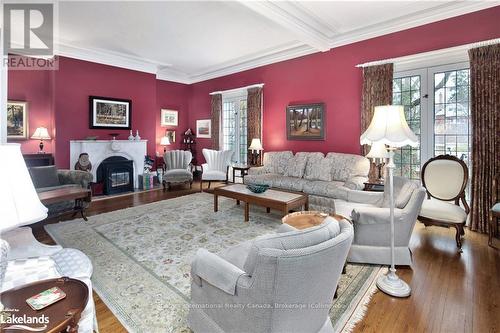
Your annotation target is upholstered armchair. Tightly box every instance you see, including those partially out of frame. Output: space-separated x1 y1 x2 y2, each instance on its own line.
418 155 470 251
162 150 193 190
334 176 426 266
188 217 354 333
1 227 98 332
200 148 233 191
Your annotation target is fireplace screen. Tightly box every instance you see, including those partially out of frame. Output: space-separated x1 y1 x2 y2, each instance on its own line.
110 171 130 188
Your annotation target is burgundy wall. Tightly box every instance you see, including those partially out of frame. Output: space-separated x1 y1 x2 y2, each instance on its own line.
8 69 55 153
189 6 500 163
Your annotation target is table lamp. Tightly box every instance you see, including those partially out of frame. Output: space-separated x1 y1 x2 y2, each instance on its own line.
366 141 388 183
0 144 48 304
360 105 418 298
248 138 263 166
160 135 171 153
31 127 51 153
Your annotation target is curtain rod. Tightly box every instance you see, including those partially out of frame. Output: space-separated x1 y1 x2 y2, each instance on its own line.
355 38 500 68
209 83 264 96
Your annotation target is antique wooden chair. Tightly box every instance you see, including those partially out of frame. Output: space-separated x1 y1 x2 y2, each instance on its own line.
418 155 469 252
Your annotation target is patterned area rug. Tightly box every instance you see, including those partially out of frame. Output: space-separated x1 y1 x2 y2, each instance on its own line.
45 193 382 333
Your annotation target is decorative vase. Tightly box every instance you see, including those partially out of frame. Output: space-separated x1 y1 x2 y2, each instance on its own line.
128 130 134 141
135 130 141 141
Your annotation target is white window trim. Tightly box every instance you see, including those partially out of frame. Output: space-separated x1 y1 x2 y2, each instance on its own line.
394 61 471 174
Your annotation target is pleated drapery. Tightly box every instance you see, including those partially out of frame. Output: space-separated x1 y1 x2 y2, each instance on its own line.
247 87 263 164
210 94 222 150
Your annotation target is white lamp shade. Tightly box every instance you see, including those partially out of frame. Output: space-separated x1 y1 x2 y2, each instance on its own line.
31 127 51 140
360 105 418 148
160 136 171 146
0 144 48 231
248 138 263 151
366 142 389 159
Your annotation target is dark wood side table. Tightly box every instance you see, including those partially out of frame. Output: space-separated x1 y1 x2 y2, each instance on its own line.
38 187 92 221
232 164 251 183
23 153 55 167
0 277 88 333
363 181 385 192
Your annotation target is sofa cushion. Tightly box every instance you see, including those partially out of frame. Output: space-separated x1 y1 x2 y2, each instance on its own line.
284 154 308 178
165 169 193 182
302 180 345 198
243 217 340 274
381 176 419 209
263 151 293 175
272 177 310 192
29 166 60 189
334 200 375 221
326 152 370 181
244 174 281 187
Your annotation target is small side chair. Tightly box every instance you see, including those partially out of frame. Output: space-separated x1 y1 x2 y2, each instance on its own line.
162 150 193 191
200 149 233 191
418 155 469 252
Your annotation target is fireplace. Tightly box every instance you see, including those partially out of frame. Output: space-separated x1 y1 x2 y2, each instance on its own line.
97 156 134 195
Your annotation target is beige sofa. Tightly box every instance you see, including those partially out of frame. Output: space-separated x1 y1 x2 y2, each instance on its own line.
244 151 370 212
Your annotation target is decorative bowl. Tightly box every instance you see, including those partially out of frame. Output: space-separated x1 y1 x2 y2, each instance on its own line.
247 184 269 193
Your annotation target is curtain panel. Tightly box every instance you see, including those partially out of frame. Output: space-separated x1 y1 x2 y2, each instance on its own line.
247 87 263 164
469 44 500 233
360 63 393 179
210 93 222 150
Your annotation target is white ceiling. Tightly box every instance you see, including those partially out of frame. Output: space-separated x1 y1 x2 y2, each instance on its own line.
52 1 499 84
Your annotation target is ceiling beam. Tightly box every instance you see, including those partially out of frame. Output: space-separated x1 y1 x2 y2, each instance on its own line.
239 1 332 52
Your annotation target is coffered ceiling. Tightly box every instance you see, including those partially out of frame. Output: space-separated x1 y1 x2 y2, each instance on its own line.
52 1 498 84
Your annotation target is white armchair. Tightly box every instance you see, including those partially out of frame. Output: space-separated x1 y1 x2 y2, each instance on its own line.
188 217 354 333
334 176 426 266
1 227 98 333
200 148 233 191
163 150 193 190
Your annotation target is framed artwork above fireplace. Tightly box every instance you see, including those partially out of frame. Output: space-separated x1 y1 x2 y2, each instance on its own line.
89 96 132 130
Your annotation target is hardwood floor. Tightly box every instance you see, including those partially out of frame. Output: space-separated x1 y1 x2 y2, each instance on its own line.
31 181 499 333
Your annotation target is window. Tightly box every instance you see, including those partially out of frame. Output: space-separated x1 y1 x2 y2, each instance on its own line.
392 62 471 180
222 94 247 163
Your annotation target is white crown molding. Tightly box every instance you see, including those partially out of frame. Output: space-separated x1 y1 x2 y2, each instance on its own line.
328 1 500 49
239 0 332 52
48 2 499 85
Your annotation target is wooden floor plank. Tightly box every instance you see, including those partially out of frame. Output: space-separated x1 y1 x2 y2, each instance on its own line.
29 181 500 333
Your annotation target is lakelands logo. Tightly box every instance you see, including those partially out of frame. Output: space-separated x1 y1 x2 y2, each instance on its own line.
2 3 58 70
0 309 49 331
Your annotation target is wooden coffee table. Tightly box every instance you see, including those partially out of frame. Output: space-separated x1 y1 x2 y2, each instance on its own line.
0 277 88 333
213 184 308 222
38 187 92 221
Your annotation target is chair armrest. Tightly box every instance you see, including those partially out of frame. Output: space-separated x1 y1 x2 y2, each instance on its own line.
201 163 209 172
191 249 247 296
248 166 266 176
58 170 93 188
344 176 368 190
351 206 405 225
276 223 297 233
346 189 383 205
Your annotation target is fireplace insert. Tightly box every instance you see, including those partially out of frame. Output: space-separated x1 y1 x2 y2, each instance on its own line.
96 156 134 195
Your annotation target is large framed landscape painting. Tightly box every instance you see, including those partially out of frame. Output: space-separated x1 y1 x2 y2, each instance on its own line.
286 103 325 140
89 96 132 129
7 101 28 139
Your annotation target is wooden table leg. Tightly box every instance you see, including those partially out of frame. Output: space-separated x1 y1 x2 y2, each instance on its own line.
304 199 309 211
214 194 218 212
244 202 249 222
236 199 240 205
266 207 270 213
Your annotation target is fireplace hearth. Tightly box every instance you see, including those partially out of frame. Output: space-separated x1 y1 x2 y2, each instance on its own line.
97 156 134 195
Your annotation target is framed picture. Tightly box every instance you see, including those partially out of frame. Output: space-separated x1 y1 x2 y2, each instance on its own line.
196 119 211 138
7 101 28 139
286 103 325 140
161 109 178 127
89 96 132 129
166 130 175 143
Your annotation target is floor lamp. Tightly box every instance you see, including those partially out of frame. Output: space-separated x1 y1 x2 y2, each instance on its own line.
360 105 418 297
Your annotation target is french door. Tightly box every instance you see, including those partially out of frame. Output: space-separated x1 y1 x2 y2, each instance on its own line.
393 62 471 180
222 95 248 164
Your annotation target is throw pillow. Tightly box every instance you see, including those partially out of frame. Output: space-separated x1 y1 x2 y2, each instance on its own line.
284 154 308 178
381 176 418 209
317 158 334 182
303 153 325 180
29 166 60 189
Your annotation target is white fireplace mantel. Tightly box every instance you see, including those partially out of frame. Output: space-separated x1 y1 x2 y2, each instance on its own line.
70 140 147 188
